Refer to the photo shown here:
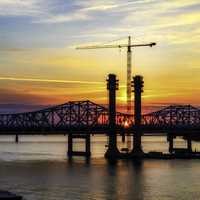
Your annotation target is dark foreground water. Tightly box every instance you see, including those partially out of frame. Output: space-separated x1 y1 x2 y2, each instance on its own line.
0 135 200 200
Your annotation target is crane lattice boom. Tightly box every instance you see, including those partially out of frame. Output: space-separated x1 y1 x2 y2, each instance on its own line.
76 43 156 49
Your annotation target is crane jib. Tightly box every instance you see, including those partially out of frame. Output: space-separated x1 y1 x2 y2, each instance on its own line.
76 43 156 49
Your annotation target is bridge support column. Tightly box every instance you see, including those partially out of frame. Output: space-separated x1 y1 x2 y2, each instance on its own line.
15 134 19 143
105 74 120 159
67 133 73 157
121 133 126 143
167 134 174 153
131 76 144 158
67 133 91 158
86 134 91 157
187 137 192 153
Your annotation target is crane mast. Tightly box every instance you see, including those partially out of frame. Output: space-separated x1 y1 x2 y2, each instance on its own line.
127 36 132 113
76 36 156 114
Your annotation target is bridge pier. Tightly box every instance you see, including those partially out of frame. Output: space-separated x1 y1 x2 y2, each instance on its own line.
167 134 174 153
105 74 120 159
131 76 144 158
187 137 192 153
167 134 193 154
15 134 19 143
67 132 91 158
121 133 126 143
86 134 91 156
68 132 73 156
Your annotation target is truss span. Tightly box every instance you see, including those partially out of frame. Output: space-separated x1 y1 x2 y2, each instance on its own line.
0 102 200 134
0 100 132 133
142 105 200 129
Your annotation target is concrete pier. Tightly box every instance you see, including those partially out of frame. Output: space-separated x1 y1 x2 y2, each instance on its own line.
167 134 193 154
67 133 91 158
187 137 192 152
15 134 19 143
167 134 174 153
121 133 126 143
131 76 144 157
105 74 120 159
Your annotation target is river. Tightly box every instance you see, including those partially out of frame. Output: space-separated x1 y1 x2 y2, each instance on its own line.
0 135 199 200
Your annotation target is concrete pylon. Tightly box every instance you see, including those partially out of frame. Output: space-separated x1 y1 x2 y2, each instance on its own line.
15 134 19 143
187 137 192 153
167 134 174 153
131 75 144 158
105 74 120 159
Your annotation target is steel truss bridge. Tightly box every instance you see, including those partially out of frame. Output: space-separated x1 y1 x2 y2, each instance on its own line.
0 100 200 135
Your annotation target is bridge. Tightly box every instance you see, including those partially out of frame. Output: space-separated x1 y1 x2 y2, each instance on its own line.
0 101 200 134
142 104 200 133
0 100 132 134
0 74 200 159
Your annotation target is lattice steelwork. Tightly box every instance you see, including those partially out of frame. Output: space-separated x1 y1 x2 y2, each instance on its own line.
142 105 200 127
1 102 200 133
0 100 132 133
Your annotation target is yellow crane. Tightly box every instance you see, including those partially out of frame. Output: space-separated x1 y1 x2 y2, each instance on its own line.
76 36 156 113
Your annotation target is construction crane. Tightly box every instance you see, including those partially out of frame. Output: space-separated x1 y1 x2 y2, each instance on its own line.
76 36 156 113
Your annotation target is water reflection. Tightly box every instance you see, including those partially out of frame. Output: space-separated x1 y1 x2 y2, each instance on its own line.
0 158 200 200
65 158 146 200
0 135 200 200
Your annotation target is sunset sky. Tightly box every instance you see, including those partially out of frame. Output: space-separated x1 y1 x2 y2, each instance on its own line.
0 0 200 112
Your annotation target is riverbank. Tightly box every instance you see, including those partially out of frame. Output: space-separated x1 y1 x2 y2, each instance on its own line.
0 190 22 200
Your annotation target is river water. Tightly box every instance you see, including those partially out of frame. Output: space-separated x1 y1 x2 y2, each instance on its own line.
0 135 200 200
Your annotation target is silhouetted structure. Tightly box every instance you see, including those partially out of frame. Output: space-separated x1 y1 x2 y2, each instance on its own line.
68 132 91 158
15 134 19 143
131 76 144 157
0 74 199 158
105 74 120 159
167 134 192 154
76 36 156 113
0 100 130 133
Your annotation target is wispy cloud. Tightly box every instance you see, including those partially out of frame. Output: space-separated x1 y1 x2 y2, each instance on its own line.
0 0 91 23
0 0 41 16
0 48 28 52
35 12 90 24
0 76 104 85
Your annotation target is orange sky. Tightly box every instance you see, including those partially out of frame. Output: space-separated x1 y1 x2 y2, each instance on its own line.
0 0 200 112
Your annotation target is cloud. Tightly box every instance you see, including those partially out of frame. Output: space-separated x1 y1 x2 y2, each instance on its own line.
35 12 90 24
0 0 35 6
0 0 158 24
0 76 104 85
1 0 200 27
0 87 52 105
0 48 28 52
75 0 156 12
0 0 94 24
0 0 41 16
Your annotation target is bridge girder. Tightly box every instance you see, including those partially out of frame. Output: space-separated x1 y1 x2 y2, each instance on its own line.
0 100 132 132
0 102 200 133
